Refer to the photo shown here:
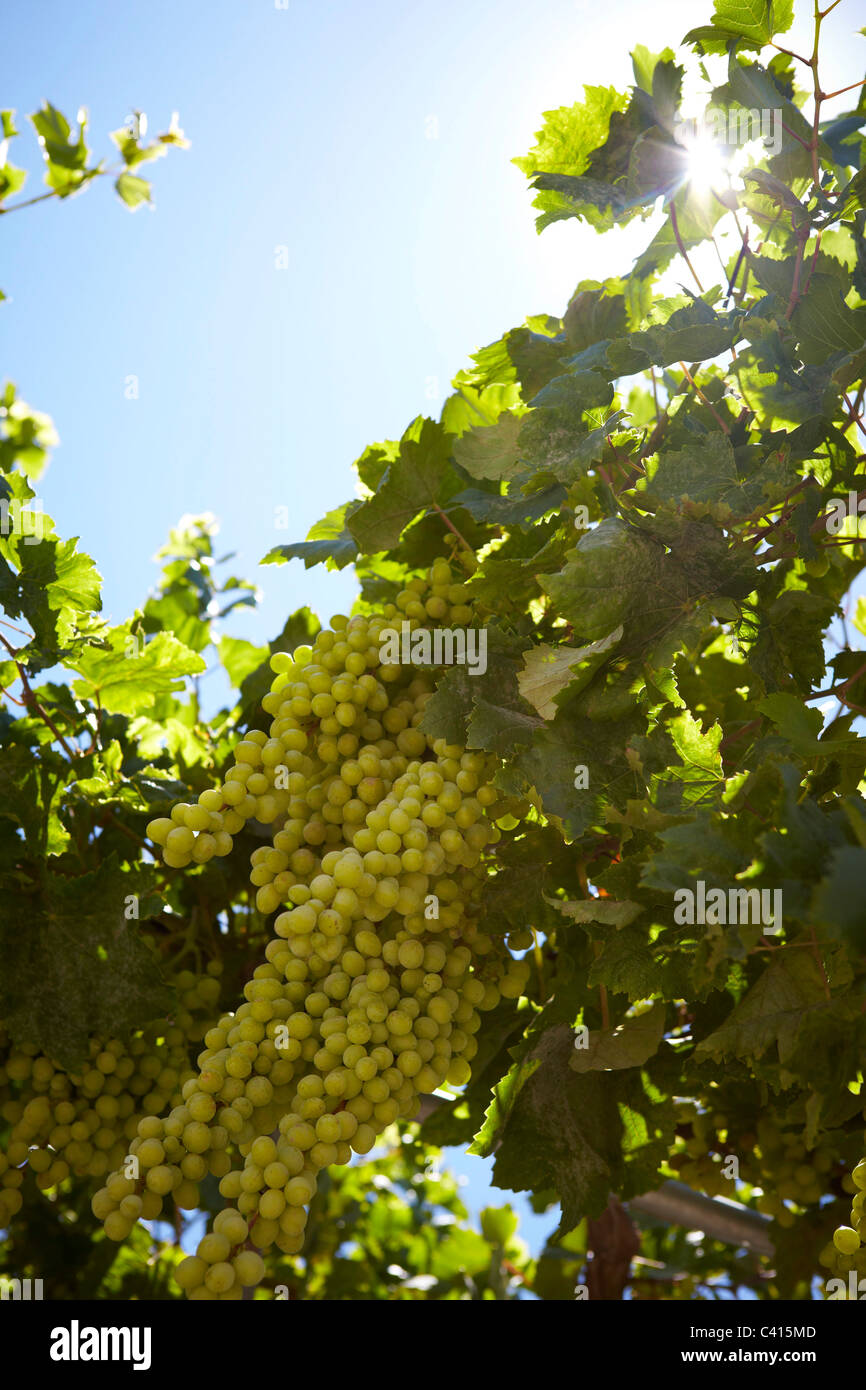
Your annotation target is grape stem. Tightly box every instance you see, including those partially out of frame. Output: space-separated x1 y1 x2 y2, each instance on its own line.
0 630 78 758
430 502 473 553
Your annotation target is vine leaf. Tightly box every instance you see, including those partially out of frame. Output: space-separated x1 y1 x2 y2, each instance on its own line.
695 952 828 1065
758 693 859 757
813 846 866 953
477 1024 651 1235
685 0 794 54
570 1001 666 1072
0 525 103 668
69 627 205 715
347 417 459 551
263 501 360 570
452 412 524 482
518 628 623 719
555 896 643 929
0 856 173 1069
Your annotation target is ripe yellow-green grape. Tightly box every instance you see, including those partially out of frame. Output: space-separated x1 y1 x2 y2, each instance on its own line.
125 559 534 1297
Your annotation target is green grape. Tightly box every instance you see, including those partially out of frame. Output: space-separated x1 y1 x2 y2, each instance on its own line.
834 1226 861 1255
175 1255 207 1290
0 956 223 1231
233 1250 266 1286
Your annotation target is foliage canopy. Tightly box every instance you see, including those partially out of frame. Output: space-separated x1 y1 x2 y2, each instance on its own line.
2 0 866 1300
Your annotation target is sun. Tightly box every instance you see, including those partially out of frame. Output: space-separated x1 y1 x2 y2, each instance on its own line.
679 127 731 196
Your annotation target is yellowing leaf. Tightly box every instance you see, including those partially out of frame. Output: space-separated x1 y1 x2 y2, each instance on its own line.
518 627 622 719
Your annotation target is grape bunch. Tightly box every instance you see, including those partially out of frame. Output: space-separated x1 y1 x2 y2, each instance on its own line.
0 960 223 1228
819 1149 866 1295
749 1118 835 1222
110 558 529 1298
670 1104 837 1221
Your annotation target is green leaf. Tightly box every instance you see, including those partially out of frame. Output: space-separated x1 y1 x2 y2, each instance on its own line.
69 627 205 714
695 952 830 1065
588 922 691 1000
0 739 68 854
631 45 677 96
439 382 522 436
219 635 268 688
143 589 209 653
507 706 645 841
452 412 524 482
30 102 92 196
457 321 567 400
666 710 725 804
468 1052 542 1158
0 527 103 666
517 629 623 719
723 57 826 179
0 388 58 481
429 1228 492 1280
518 375 615 474
418 628 537 753
514 86 632 231
0 155 26 205
644 434 795 520
483 1025 636 1233
446 483 566 527
540 518 681 642
813 847 866 953
790 274 866 367
263 501 360 570
734 326 839 429
114 171 151 209
110 120 178 170
757 692 858 757
563 287 627 354
685 0 794 52
480 1206 519 1245
0 856 174 1069
610 302 738 375
555 896 644 929
347 418 459 552
742 168 805 215
570 1000 666 1072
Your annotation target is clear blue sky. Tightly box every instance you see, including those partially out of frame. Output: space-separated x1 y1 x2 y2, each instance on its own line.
3 0 863 1266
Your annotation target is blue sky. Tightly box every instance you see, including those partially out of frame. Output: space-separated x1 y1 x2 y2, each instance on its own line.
4 0 864 1264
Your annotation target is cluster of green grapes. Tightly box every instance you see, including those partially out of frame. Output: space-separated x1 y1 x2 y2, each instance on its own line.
670 1105 836 1221
748 1118 837 1223
668 1106 739 1199
819 1151 866 1294
117 558 529 1299
0 962 222 1228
